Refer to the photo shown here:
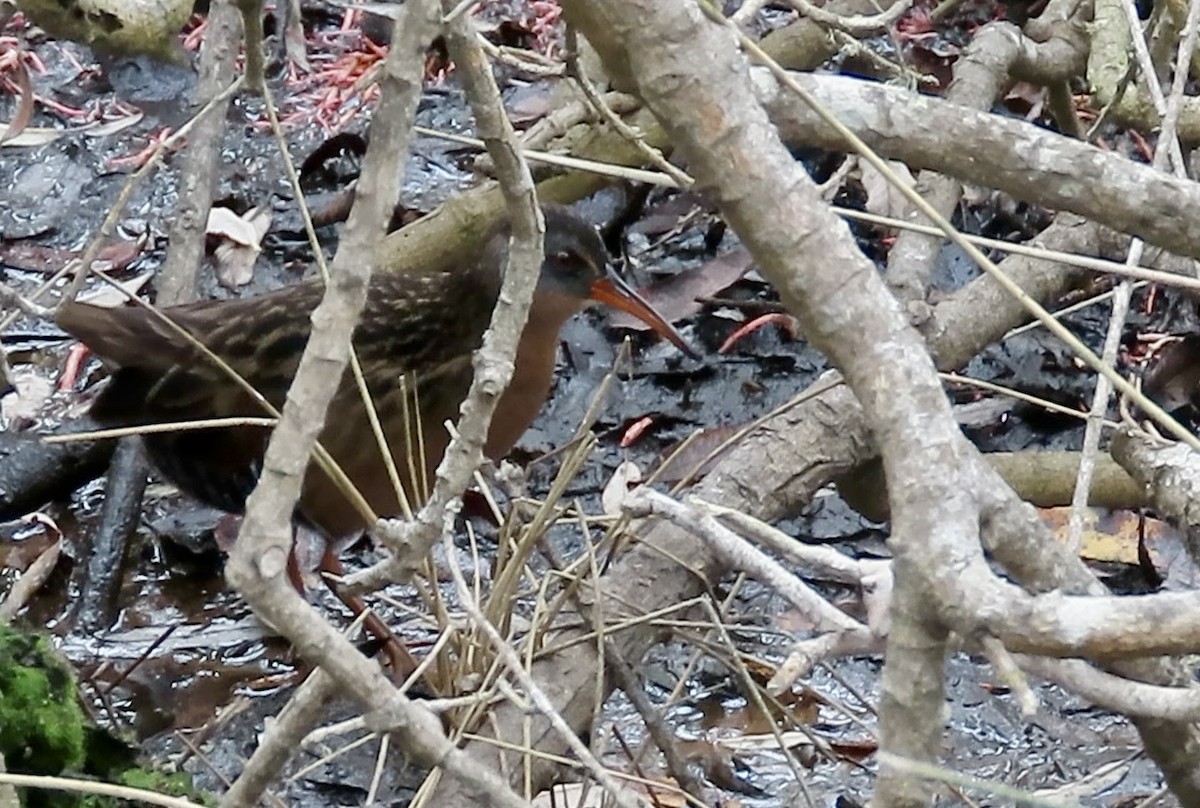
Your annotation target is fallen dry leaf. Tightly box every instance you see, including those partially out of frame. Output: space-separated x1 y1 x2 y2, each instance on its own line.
859 159 916 221
602 461 642 515
75 270 153 308
609 249 754 330
207 206 266 248
0 538 62 622
654 425 740 484
208 205 271 288
1 365 54 423
0 58 34 146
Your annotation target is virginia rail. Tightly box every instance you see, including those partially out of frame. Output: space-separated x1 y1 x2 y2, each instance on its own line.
58 205 695 539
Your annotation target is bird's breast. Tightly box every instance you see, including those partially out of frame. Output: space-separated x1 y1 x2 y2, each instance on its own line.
484 320 564 460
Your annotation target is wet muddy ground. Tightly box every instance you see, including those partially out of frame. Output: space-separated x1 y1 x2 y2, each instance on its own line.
1 3 1196 806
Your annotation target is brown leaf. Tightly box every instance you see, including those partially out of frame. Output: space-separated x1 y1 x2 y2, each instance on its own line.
609 249 754 330
0 538 62 621
828 736 879 762
1040 506 1199 587
654 425 741 484
0 59 34 146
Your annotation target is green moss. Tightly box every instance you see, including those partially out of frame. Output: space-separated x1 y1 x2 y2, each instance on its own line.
118 768 213 805
0 626 87 775
66 767 213 808
0 627 213 807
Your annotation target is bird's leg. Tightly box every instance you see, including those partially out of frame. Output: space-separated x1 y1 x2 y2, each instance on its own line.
280 525 424 684
317 547 424 685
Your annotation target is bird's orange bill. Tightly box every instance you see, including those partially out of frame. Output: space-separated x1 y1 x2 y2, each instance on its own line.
590 270 700 359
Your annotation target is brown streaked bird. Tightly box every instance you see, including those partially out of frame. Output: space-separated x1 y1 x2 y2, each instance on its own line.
58 205 696 540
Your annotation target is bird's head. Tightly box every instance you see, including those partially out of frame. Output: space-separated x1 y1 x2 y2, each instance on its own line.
534 205 698 358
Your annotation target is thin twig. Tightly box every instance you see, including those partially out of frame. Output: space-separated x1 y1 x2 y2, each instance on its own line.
1066 0 1200 552
624 487 868 634
441 524 646 808
564 27 693 188
700 0 1200 452
42 417 278 443
782 0 912 36
222 3 533 806
356 1 550 589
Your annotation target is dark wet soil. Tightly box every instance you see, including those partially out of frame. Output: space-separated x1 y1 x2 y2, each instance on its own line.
0 2 1194 806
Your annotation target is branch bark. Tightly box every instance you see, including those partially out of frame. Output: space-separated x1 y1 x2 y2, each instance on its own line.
219 5 534 807
426 3 1200 805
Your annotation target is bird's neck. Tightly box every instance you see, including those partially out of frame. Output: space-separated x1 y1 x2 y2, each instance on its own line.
484 290 587 460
